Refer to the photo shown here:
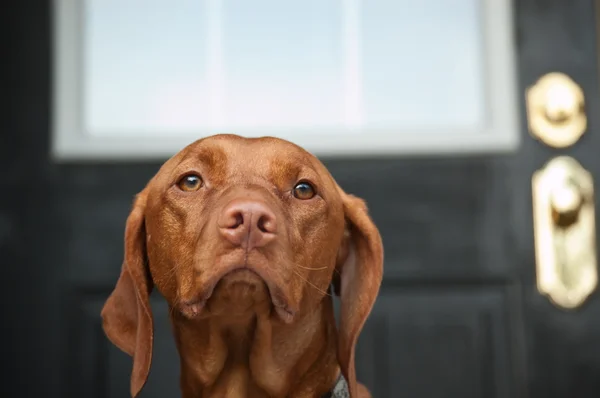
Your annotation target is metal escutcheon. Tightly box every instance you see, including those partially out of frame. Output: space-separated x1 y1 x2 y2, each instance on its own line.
532 156 597 309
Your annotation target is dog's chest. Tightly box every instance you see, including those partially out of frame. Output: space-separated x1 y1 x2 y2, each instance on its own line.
206 365 260 397
203 362 286 398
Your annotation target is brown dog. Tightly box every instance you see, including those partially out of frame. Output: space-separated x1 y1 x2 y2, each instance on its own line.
101 134 383 398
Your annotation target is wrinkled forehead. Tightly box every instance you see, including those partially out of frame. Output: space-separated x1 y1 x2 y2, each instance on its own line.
157 135 335 188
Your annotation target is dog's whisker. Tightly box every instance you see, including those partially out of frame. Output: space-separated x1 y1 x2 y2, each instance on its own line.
294 264 328 271
163 267 178 280
291 269 331 297
283 256 329 272
169 304 177 318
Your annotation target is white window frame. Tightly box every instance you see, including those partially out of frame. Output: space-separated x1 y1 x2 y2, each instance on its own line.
51 0 520 161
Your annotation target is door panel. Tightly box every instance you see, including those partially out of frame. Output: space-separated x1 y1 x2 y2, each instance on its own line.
65 291 180 398
356 286 515 398
5 1 600 398
325 158 515 280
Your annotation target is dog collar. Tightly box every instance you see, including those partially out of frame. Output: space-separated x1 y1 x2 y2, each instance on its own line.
321 374 349 398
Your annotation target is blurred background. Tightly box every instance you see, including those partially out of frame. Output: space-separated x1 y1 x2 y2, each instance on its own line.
4 0 600 397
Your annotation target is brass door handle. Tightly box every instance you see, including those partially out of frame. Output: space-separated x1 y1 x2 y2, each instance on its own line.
532 156 597 309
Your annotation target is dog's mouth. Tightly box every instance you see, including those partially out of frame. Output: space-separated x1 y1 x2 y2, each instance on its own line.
219 267 263 285
180 265 296 323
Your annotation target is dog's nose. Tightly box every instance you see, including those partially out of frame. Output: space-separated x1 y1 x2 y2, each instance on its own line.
218 199 277 249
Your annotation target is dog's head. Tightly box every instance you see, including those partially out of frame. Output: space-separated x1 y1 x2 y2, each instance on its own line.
101 134 383 397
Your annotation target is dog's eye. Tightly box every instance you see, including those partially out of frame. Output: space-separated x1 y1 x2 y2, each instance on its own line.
177 174 203 192
293 181 316 200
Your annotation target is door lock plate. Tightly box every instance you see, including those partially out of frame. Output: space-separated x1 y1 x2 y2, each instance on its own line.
532 156 597 309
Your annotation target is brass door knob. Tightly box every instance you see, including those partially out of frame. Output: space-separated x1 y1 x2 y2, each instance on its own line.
550 179 583 228
526 72 586 148
544 83 580 123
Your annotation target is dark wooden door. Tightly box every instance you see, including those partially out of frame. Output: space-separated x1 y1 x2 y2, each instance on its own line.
5 1 600 398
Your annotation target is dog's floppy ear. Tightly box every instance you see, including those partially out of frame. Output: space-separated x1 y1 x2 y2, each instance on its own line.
334 191 384 397
101 190 153 397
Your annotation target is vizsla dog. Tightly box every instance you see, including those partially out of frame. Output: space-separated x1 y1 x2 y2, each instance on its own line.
101 134 384 398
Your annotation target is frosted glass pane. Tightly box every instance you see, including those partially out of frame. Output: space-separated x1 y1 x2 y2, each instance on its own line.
82 0 486 136
83 0 209 134
361 0 485 129
221 0 344 130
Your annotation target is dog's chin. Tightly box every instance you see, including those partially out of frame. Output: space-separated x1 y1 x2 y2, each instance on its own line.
180 268 296 323
212 268 270 304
